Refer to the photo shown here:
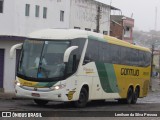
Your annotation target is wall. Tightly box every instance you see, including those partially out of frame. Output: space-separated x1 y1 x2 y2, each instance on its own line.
0 0 71 37
110 21 123 39
0 40 23 93
0 0 111 36
0 0 15 35
123 18 134 43
110 15 134 43
70 0 110 34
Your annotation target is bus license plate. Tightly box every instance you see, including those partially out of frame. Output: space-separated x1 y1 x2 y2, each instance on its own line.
31 93 40 97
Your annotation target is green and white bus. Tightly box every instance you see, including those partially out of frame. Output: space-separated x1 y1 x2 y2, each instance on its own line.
10 29 151 107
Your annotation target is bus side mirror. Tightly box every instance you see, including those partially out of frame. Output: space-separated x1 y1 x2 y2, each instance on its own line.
83 56 92 65
83 59 91 65
63 46 78 63
10 43 23 58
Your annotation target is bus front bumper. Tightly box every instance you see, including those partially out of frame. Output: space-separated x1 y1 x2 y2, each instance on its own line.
15 85 72 102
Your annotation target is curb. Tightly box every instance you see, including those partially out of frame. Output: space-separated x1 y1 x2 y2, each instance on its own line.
0 93 16 100
0 93 31 100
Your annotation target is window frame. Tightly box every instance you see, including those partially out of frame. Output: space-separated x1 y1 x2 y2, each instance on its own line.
74 27 81 29
25 4 30 16
0 0 4 13
60 10 64 22
43 7 47 19
103 31 108 35
85 28 91 31
35 5 40 17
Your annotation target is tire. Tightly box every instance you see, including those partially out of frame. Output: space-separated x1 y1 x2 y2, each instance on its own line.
131 88 139 104
74 88 88 108
125 87 133 104
34 99 49 106
118 87 134 104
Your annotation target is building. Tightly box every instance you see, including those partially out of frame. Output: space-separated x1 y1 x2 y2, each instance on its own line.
0 0 118 93
110 15 134 43
70 0 119 34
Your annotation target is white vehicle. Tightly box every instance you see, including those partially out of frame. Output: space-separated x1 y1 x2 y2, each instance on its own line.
10 29 151 107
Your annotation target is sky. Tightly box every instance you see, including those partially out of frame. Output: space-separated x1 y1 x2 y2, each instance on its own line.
97 0 160 32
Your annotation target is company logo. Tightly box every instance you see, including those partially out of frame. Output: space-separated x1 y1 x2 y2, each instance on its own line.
121 68 139 76
83 67 94 74
2 112 11 117
66 91 76 100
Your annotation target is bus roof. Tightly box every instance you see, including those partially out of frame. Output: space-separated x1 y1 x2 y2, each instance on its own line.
28 29 151 52
28 29 103 40
103 35 151 52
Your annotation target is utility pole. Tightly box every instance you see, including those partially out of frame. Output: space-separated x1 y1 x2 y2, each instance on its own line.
151 44 154 77
159 50 160 79
150 44 154 90
96 5 101 33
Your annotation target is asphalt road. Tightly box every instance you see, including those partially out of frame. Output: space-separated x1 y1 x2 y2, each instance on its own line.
0 91 160 119
0 98 160 111
0 92 160 112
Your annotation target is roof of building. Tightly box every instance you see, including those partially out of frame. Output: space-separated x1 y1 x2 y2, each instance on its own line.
111 15 124 22
111 15 134 22
94 0 120 10
94 0 108 4
0 35 26 41
111 15 134 27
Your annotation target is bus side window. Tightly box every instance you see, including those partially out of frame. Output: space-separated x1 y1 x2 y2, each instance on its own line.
83 39 99 65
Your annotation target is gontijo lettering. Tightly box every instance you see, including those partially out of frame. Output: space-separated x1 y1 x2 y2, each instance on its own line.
121 68 139 76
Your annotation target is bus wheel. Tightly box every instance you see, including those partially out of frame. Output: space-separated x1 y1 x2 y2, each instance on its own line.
125 87 133 104
34 99 49 106
74 88 88 108
131 88 139 104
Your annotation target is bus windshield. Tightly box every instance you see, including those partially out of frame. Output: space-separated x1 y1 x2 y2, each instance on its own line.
18 39 70 79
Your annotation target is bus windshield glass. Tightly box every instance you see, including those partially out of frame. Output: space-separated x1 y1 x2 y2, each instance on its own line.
18 40 70 79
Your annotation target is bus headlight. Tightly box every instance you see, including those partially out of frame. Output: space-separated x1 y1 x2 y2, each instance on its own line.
17 82 21 86
15 80 21 86
51 84 66 90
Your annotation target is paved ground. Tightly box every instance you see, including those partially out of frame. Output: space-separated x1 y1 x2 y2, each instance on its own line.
150 77 160 91
0 96 160 119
